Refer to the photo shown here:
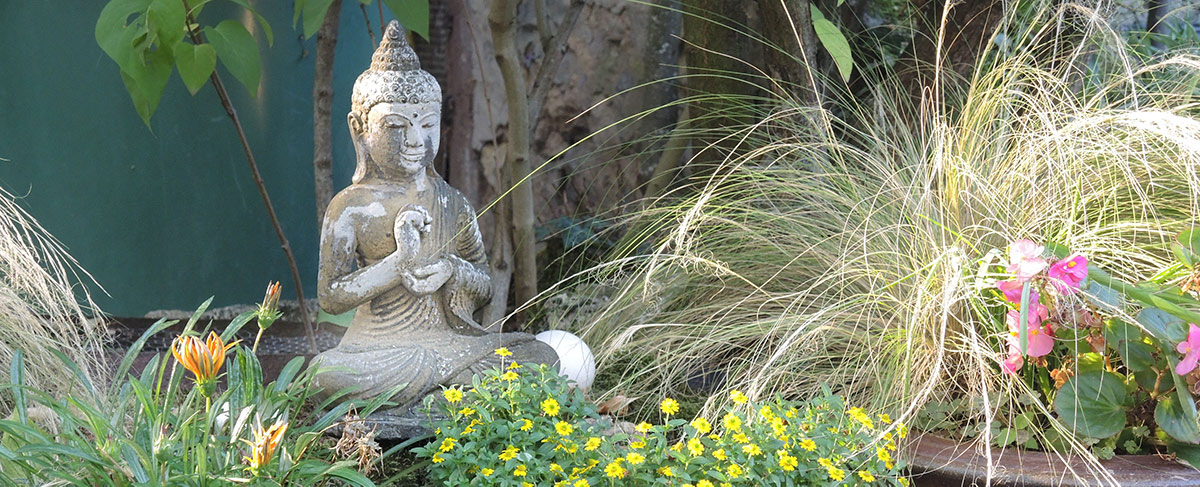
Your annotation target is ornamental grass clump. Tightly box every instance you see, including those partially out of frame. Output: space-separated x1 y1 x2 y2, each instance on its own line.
415 352 909 485
547 2 1200 483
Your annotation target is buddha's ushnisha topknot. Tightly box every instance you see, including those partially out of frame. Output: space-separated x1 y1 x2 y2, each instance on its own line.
351 20 441 115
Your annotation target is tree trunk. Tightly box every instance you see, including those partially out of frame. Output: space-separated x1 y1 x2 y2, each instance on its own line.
757 0 821 105
1147 0 1167 51
313 0 342 225
488 0 538 322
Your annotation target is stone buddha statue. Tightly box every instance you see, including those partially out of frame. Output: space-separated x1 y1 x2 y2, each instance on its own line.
313 21 558 415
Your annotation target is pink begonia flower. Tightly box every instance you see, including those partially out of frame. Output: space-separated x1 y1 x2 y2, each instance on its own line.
1002 348 1025 375
1006 302 1053 357
1007 239 1048 282
996 280 1039 304
1175 324 1200 376
1047 254 1088 294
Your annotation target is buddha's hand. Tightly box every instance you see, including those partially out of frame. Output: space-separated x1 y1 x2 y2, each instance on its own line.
394 205 431 255
401 258 453 296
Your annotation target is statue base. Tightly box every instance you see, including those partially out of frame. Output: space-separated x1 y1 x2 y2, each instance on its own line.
327 397 445 441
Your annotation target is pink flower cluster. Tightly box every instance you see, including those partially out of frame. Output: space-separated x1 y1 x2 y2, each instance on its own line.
996 240 1089 375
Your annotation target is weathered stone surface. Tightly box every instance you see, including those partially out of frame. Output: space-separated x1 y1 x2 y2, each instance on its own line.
313 21 557 438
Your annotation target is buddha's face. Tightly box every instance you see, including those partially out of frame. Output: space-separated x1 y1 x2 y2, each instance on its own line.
361 101 440 178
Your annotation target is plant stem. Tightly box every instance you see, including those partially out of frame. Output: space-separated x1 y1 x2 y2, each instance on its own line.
180 3 317 354
252 326 264 355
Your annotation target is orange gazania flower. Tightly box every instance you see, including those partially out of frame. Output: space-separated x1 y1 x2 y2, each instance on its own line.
171 331 238 389
244 419 288 475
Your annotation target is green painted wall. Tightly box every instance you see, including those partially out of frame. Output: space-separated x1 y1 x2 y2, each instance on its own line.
0 1 383 315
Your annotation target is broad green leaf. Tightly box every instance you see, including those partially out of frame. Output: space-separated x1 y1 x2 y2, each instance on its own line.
383 0 431 40
205 20 261 95
1168 440 1200 469
118 45 173 125
1173 243 1197 269
1156 390 1200 443
174 42 216 94
318 308 355 327
809 5 853 83
1137 307 1187 344
147 0 185 49
226 0 275 45
1180 227 1200 256
1075 352 1105 373
10 351 26 424
297 0 337 39
96 0 153 71
1054 371 1129 439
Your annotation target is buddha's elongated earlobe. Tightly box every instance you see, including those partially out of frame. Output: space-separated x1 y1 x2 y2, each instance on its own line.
349 112 370 183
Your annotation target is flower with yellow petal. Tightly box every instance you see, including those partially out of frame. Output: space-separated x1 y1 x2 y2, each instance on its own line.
443 387 463 404
243 419 287 476
697 480 714 487
431 453 444 463
687 437 704 456
499 446 519 461
630 439 646 449
585 437 602 451
732 432 750 444
727 463 743 478
635 422 652 433
501 371 519 381
859 471 876 482
730 390 748 405
777 451 798 471
481 468 494 476
542 398 560 416
827 467 846 481
605 460 626 479
459 407 475 416
723 413 742 431
660 397 680 415
556 421 574 436
438 438 456 452
495 347 513 357
876 447 892 464
712 448 727 460
742 443 762 456
799 438 817 452
691 417 712 434
520 418 533 431
574 480 589 487
658 466 674 477
626 452 645 465
171 332 238 396
898 477 910 486
514 465 527 477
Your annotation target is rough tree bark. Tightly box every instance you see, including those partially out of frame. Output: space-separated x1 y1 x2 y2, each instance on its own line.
757 0 821 105
313 0 342 225
1147 0 1167 51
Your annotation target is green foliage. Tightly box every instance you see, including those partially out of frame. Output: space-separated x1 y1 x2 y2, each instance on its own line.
0 300 374 485
293 0 431 40
1053 371 1130 439
95 0 271 125
414 354 909 486
810 5 854 83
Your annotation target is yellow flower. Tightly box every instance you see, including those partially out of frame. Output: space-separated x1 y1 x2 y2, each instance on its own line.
556 421 574 436
438 438 456 452
828 467 846 481
727 463 743 478
859 471 877 482
542 398 560 416
878 413 892 424
501 371 519 381
898 477 910 486
630 439 646 449
499 446 519 461
605 460 626 479
171 332 238 394
574 480 589 487
636 422 653 433
459 407 475 416
658 466 674 477
687 437 704 456
732 432 749 444
818 457 833 468
799 438 817 452
522 483 533 487
481 468 494 476
585 437 602 451
443 387 463 404
742 443 762 456
722 413 742 431
876 447 892 464
691 417 712 434
713 448 726 460
626 452 645 464
520 418 533 431
495 347 513 357
730 389 748 405
778 451 799 471
242 419 287 476
660 397 680 415
514 465 527 477
759 405 775 419
898 422 908 439
431 453 444 463
508 361 522 370
697 481 714 487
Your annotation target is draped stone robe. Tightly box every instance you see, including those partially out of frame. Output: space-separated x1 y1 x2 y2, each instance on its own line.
313 176 556 405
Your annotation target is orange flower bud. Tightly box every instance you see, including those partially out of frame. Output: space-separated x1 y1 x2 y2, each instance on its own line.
170 331 238 395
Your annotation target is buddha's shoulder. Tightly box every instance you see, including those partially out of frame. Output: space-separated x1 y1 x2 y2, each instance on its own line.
326 186 388 217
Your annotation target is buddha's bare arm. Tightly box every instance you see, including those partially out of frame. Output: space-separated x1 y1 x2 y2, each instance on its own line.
317 202 414 314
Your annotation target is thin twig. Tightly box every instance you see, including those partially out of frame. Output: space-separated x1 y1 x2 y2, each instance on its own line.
362 3 376 46
181 1 317 354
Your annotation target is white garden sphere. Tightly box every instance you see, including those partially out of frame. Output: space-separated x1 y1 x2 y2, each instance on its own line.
536 330 595 390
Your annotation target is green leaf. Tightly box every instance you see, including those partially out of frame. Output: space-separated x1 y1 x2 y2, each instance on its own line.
297 0 337 39
226 0 275 46
1180 227 1200 257
174 42 216 94
147 0 185 50
318 308 355 327
10 350 26 424
1054 371 1129 439
809 5 853 83
205 20 261 95
1168 440 1200 469
1082 278 1123 313
118 45 173 126
383 0 431 40
1137 307 1187 344
1156 390 1200 444
96 0 153 71
1172 243 1196 269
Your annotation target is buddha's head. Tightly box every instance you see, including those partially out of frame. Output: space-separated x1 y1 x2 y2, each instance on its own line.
349 21 441 183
